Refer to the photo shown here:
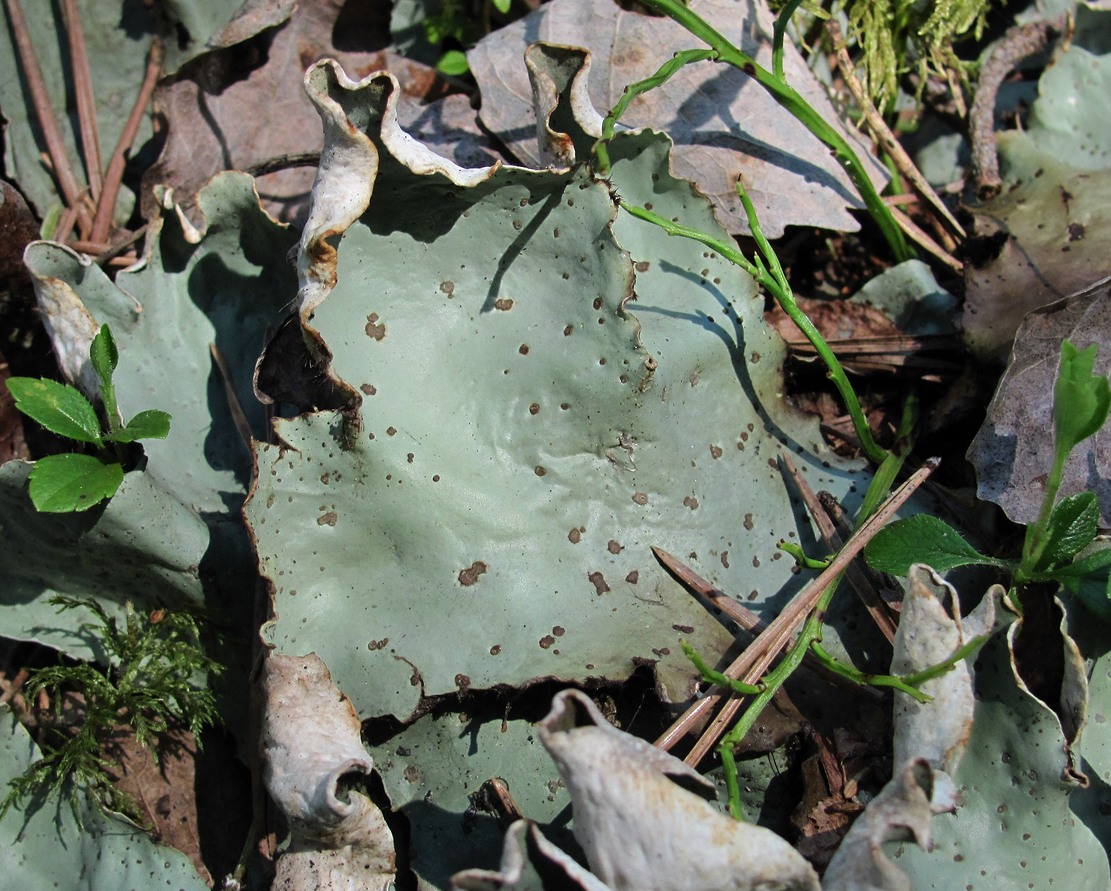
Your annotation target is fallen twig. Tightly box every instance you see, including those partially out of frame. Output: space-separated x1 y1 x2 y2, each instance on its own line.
970 14 1068 199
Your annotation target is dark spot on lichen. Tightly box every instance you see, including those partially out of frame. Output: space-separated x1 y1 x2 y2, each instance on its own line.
1068 222 1086 241
588 571 610 595
361 383 377 395
440 281 455 295
519 344 530 355
652 647 671 657
635 260 650 272
407 453 414 463
535 466 547 476
607 540 622 554
459 561 489 586
552 626 565 637
672 624 694 633
568 528 582 544
317 511 338 526
539 635 555 649
529 403 540 415
432 474 441 482
710 444 723 459
494 298 514 311
563 325 573 336
367 638 389 651
626 570 639 584
592 297 603 310
560 402 570 410
404 764 421 783
365 313 386 340
743 513 754 530
455 674 471 693
632 492 648 505
387 426 397 436
721 551 730 568
683 496 699 510
490 645 502 655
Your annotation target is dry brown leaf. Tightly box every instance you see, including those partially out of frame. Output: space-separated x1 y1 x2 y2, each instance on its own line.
961 159 1111 361
968 276 1111 527
0 181 39 283
145 0 496 226
469 0 885 238
104 726 212 886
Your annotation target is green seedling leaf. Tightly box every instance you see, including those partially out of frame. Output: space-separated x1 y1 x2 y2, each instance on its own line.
1037 491 1100 572
6 378 104 445
105 409 173 444
865 514 1007 576
436 49 470 76
1055 340 1111 458
28 454 124 513
1053 544 1111 620
90 324 119 390
492 0 512 12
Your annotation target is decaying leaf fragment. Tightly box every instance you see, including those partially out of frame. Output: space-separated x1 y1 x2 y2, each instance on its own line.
537 689 820 891
824 566 1004 889
822 758 936 891
260 653 395 891
891 566 1003 790
451 819 610 891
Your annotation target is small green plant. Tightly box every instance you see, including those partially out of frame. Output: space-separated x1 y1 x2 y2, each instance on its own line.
841 0 993 113
865 340 1111 615
0 596 221 823
422 0 514 76
5 324 170 512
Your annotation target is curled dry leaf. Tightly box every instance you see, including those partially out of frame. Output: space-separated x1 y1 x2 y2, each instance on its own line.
822 758 937 891
537 689 820 891
891 565 1004 799
260 653 395 891
821 567 1005 890
451 819 610 891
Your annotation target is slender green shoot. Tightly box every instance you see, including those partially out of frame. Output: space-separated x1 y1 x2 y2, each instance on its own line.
771 0 807 81
681 642 765 696
631 0 911 261
595 48 717 176
616 187 888 465
808 642 929 702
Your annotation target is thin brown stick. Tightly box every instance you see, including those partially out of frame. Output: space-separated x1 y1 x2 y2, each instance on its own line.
210 343 254 453
52 201 81 245
5 0 92 234
655 459 938 755
651 545 880 695
827 20 964 240
780 455 898 643
91 38 164 244
61 0 102 200
886 204 962 274
970 15 1067 199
